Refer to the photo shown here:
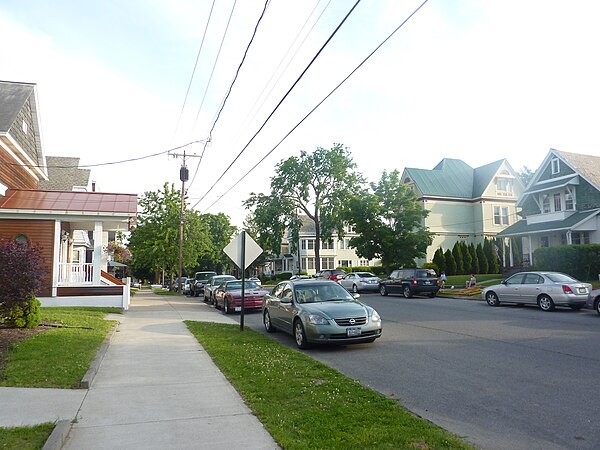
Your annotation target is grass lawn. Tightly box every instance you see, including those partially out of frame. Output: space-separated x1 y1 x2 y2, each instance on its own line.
152 289 182 296
186 321 473 450
0 423 54 450
0 307 119 388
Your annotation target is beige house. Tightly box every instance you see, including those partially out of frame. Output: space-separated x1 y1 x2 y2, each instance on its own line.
401 158 525 263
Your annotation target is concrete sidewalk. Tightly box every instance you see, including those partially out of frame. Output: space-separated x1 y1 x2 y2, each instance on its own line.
61 290 279 449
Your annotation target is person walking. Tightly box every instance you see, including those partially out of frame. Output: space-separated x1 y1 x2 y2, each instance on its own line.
440 271 446 288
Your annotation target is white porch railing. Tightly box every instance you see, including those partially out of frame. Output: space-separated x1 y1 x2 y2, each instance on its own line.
58 262 94 285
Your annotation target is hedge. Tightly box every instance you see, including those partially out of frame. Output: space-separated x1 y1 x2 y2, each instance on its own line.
533 244 600 281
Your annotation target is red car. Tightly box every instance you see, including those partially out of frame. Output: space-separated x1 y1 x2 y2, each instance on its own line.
214 280 270 314
314 269 347 281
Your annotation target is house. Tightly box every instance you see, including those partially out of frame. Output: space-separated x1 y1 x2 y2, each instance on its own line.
266 216 381 276
0 80 136 309
401 158 525 263
498 149 600 267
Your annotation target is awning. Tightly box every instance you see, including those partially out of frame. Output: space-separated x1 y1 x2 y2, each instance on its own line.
108 261 127 267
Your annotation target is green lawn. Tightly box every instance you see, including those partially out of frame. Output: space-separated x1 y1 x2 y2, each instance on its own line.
0 423 54 450
0 307 119 388
186 321 473 450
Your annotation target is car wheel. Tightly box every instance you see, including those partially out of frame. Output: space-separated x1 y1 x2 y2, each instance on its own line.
379 285 388 296
486 291 500 306
538 295 555 311
403 286 413 298
570 304 584 311
596 299 600 315
264 310 275 332
428 292 436 298
352 284 359 294
294 319 310 349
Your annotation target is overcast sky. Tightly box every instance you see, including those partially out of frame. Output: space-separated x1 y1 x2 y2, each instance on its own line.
2 0 600 226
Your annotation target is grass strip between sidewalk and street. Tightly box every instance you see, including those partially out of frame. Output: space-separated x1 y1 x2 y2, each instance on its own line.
186 321 473 450
0 423 54 450
0 307 120 388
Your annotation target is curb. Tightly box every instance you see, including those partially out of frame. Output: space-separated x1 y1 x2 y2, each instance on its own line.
78 322 119 389
41 420 71 450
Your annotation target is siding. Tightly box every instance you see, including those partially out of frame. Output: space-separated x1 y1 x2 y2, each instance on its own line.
0 144 39 189
0 219 54 296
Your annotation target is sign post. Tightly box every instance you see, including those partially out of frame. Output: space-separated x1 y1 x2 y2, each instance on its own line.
223 231 263 331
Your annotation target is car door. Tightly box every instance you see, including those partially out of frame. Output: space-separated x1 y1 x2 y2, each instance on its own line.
501 273 526 302
266 283 285 328
387 270 402 294
340 273 354 290
518 273 544 305
277 283 296 334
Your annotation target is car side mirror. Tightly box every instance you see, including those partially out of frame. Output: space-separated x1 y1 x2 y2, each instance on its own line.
352 293 360 300
502 280 507 285
281 297 292 304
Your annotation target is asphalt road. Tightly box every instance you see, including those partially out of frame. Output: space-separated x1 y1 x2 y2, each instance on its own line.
237 293 600 450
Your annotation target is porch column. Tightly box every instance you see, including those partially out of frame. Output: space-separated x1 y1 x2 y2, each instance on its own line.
566 230 572 245
93 221 104 285
52 221 61 296
502 238 506 268
528 235 533 266
509 238 514 267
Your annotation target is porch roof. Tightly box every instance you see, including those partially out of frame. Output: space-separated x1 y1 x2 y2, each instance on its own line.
0 189 137 215
498 209 600 237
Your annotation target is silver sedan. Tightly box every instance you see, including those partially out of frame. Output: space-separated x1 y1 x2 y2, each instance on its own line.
586 289 600 315
483 271 592 311
338 272 380 293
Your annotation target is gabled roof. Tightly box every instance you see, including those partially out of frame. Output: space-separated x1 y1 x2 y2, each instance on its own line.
0 81 35 133
404 158 508 199
38 156 91 191
498 209 600 237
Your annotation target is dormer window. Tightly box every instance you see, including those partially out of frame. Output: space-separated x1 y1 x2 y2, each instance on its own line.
542 195 550 213
551 158 560 175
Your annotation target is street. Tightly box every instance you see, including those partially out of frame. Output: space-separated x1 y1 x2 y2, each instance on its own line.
237 293 600 450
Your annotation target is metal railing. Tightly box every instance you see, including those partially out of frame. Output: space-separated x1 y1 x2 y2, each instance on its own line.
58 262 93 285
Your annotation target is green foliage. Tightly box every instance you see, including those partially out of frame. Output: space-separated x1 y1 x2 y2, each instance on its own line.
185 321 472 450
196 212 238 273
433 247 445 273
422 262 439 273
0 238 47 328
245 144 362 272
517 166 535 187
444 248 457 275
476 243 488 274
461 242 472 275
533 244 600 280
347 170 432 272
452 242 465 274
0 423 55 450
468 243 479 274
484 238 500 274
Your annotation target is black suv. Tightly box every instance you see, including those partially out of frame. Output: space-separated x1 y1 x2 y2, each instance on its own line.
191 271 217 297
379 268 439 298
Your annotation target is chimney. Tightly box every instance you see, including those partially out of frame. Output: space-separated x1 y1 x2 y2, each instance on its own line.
91 180 96 192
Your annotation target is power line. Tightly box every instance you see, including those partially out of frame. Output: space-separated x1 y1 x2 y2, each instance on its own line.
201 0 429 212
192 0 363 209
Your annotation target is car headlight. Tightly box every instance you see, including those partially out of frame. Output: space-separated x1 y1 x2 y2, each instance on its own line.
371 310 381 322
307 314 329 325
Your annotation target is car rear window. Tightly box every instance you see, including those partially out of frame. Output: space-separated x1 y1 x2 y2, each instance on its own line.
416 269 437 278
545 272 578 283
356 272 375 278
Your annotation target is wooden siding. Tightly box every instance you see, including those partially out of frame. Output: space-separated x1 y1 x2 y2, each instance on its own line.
0 219 54 296
57 286 123 297
0 143 38 189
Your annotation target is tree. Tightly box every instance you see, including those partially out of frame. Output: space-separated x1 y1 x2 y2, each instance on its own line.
517 166 535 187
245 144 362 272
468 242 479 274
452 242 465 275
433 247 445 274
485 238 500 274
444 248 457 275
196 213 237 274
347 169 432 271
0 238 46 328
461 241 472 275
128 183 211 283
476 243 488 274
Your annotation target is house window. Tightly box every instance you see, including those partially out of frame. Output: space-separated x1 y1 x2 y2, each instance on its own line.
540 236 549 247
493 207 509 225
565 191 574 210
572 232 590 245
358 259 369 267
301 239 315 250
304 257 315 270
322 239 334 250
346 224 354 233
542 195 550 213
551 158 560 175
496 178 512 195
338 238 351 250
338 259 351 267
14 234 28 248
554 193 562 212
493 206 501 225
501 207 509 225
321 257 335 270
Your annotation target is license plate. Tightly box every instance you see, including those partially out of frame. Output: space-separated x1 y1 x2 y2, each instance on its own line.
424 281 431 285
578 288 587 293
347 327 361 337
235 306 241 312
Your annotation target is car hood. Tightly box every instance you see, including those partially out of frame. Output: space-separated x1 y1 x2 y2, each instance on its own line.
302 300 369 318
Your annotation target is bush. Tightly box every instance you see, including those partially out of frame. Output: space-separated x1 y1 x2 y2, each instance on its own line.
0 238 47 328
421 262 439 274
534 245 600 280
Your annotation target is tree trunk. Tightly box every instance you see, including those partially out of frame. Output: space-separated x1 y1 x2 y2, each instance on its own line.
314 209 321 272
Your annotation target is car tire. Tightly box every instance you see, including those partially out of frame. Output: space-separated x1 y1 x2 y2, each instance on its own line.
538 295 555 311
403 286 413 298
596 298 600 315
352 284 359 294
379 285 388 296
294 319 310 349
428 292 436 298
486 291 500 307
570 305 584 311
264 310 275 332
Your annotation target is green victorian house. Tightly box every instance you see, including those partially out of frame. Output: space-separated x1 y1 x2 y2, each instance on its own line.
401 158 525 264
498 149 600 268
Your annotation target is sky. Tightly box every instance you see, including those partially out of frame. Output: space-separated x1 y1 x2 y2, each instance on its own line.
2 0 600 227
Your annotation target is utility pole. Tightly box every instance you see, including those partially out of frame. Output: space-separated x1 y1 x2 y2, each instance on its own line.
170 146 202 293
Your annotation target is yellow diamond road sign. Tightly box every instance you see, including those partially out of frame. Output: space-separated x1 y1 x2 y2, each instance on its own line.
224 231 263 270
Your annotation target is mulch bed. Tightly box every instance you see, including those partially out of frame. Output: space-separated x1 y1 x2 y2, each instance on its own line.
0 326 47 373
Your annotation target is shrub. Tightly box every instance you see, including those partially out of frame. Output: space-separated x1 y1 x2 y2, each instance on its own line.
421 262 439 274
0 238 47 328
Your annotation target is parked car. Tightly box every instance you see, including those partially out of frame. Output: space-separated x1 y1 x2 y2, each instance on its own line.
314 269 346 281
204 275 236 304
262 279 382 349
183 279 192 296
214 280 269 314
191 271 217 297
290 274 310 280
338 272 380 293
172 276 188 292
379 268 439 298
483 271 592 311
249 276 262 286
586 289 600 315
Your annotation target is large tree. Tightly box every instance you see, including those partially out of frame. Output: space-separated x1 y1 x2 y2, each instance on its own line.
244 144 362 272
196 212 237 274
346 170 432 272
128 183 211 282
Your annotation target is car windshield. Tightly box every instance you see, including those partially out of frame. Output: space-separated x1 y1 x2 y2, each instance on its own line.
356 272 375 278
226 281 260 290
212 276 233 285
294 283 354 303
545 272 578 283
